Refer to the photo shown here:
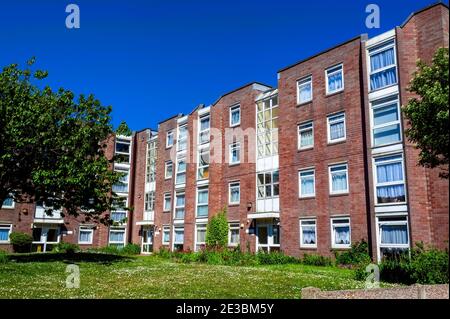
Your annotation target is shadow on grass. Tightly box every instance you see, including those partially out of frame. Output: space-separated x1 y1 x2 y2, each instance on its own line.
8 252 133 264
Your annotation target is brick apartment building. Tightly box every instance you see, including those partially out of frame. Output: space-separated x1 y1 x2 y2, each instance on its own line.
1 3 448 261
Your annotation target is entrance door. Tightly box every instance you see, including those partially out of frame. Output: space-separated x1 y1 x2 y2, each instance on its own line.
256 223 280 253
142 227 154 254
32 225 60 252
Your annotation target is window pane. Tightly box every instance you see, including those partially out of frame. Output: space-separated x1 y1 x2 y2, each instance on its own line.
374 124 401 146
327 68 343 92
370 67 397 90
331 170 348 192
381 224 408 244
330 121 345 140
0 228 10 241
373 103 398 126
302 225 316 245
370 47 395 71
334 226 350 245
301 176 314 196
377 161 403 182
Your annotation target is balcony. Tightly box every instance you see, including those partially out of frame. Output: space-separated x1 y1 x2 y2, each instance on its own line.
136 211 154 226
34 206 64 224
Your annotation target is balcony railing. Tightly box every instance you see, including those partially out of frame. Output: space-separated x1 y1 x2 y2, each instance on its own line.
143 211 154 221
34 206 63 220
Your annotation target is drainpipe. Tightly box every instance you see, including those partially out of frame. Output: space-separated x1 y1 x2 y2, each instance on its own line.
127 131 138 244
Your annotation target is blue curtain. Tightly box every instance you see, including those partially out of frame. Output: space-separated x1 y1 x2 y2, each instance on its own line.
79 231 91 242
371 48 395 71
328 71 343 92
0 229 9 241
299 83 312 102
334 226 350 245
175 230 184 243
231 188 240 202
110 231 124 242
302 226 316 244
232 109 240 124
370 68 397 90
197 206 208 217
377 162 403 182
332 171 347 192
2 198 13 207
111 212 126 222
163 231 170 243
330 122 345 140
381 225 408 244
176 172 186 184
301 176 314 195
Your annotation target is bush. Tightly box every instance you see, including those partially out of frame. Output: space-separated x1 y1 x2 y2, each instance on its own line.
257 251 300 265
156 247 173 259
379 253 413 284
410 244 448 284
0 250 9 264
302 253 333 266
52 242 80 254
9 232 33 253
121 243 141 255
205 208 229 249
334 240 371 266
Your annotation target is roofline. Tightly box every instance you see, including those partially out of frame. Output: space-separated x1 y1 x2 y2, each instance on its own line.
400 1 448 28
212 81 272 106
278 35 364 73
157 113 183 125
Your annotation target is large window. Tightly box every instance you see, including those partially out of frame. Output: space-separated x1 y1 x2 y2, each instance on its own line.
257 170 279 199
175 157 186 184
297 75 312 104
0 224 12 243
115 138 131 163
177 124 188 151
1 197 14 209
299 169 315 198
78 226 93 245
174 192 185 220
228 222 240 246
145 192 155 212
199 115 210 144
229 142 241 165
329 163 349 194
112 168 129 193
369 40 397 91
165 161 173 179
256 95 278 158
162 226 170 245
195 223 207 251
371 96 401 147
110 196 127 223
331 218 351 248
374 154 406 204
196 187 209 218
300 219 316 248
298 121 314 149
173 226 184 251
326 64 344 94
163 193 171 212
230 104 241 127
109 228 125 248
327 112 346 143
166 131 174 148
378 216 409 258
197 147 210 180
146 140 157 183
229 182 240 205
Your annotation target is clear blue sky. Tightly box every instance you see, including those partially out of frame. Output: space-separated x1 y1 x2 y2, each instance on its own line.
1 0 447 131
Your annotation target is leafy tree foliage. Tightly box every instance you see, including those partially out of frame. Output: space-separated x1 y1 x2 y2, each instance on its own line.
205 208 229 249
402 47 449 178
0 58 125 223
116 121 132 136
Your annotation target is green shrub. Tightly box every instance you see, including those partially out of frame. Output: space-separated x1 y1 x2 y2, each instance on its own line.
205 208 229 249
410 244 448 284
52 242 80 254
0 250 9 264
302 253 333 266
156 247 172 259
334 240 371 266
121 243 141 255
257 251 300 265
379 254 413 284
9 232 33 253
179 252 200 264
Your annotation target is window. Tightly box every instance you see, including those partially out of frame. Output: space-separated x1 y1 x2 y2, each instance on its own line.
196 187 209 218
299 169 315 198
1 197 14 209
177 125 188 151
111 211 127 223
175 157 186 184
257 170 279 199
298 121 314 149
256 95 279 158
197 147 210 180
110 196 127 223
331 218 351 248
166 131 174 148
229 182 240 205
229 142 240 165
369 40 397 91
173 226 184 251
145 192 155 211
199 115 210 144
115 138 131 163
163 193 171 212
327 112 346 143
112 168 129 193
374 154 406 204
329 164 349 194
378 216 409 258
146 140 157 183
174 192 185 219
326 64 344 94
78 226 93 244
230 104 241 127
0 224 12 243
165 161 173 179
195 223 207 251
300 219 316 248
371 96 401 147
228 222 240 246
162 226 170 245
109 228 125 248
297 76 312 104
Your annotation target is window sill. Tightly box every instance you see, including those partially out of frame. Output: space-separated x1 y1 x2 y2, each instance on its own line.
299 196 316 200
228 202 240 207
369 83 398 94
230 123 240 128
78 242 93 245
327 139 346 146
325 89 344 97
300 246 317 250
229 162 241 167
0 242 11 245
332 246 351 250
329 192 349 197
297 100 313 107
298 146 314 152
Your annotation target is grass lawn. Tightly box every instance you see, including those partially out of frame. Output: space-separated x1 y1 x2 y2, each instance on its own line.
0 255 397 299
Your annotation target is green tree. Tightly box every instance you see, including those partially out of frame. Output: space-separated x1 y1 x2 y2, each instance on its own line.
116 120 132 136
205 208 229 249
402 47 449 178
0 59 126 223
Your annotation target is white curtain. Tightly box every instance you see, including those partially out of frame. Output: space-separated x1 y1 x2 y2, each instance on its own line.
79 231 91 242
328 71 343 92
299 83 312 102
175 230 184 243
301 176 314 195
330 121 345 140
110 231 124 242
334 226 350 245
302 226 316 244
331 171 347 192
300 130 313 147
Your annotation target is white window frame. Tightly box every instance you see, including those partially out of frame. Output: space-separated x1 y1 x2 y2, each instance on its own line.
228 222 240 246
327 112 346 143
144 191 155 212
0 224 12 243
145 140 157 183
298 169 315 198
230 104 241 127
229 142 241 165
328 163 349 195
165 161 173 179
368 39 398 92
376 215 410 250
325 63 344 95
298 121 314 150
195 223 207 251
166 130 174 148
297 75 313 104
299 219 317 248
373 153 407 205
256 170 280 199
174 192 185 220
109 227 126 247
115 138 131 164
162 225 170 245
177 124 188 152
228 182 240 205
173 225 184 247
256 95 279 159
370 96 402 147
175 156 186 185
1 197 15 209
163 193 171 212
113 168 129 193
198 114 210 144
78 226 93 245
197 146 210 180
196 186 209 218
331 217 351 249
